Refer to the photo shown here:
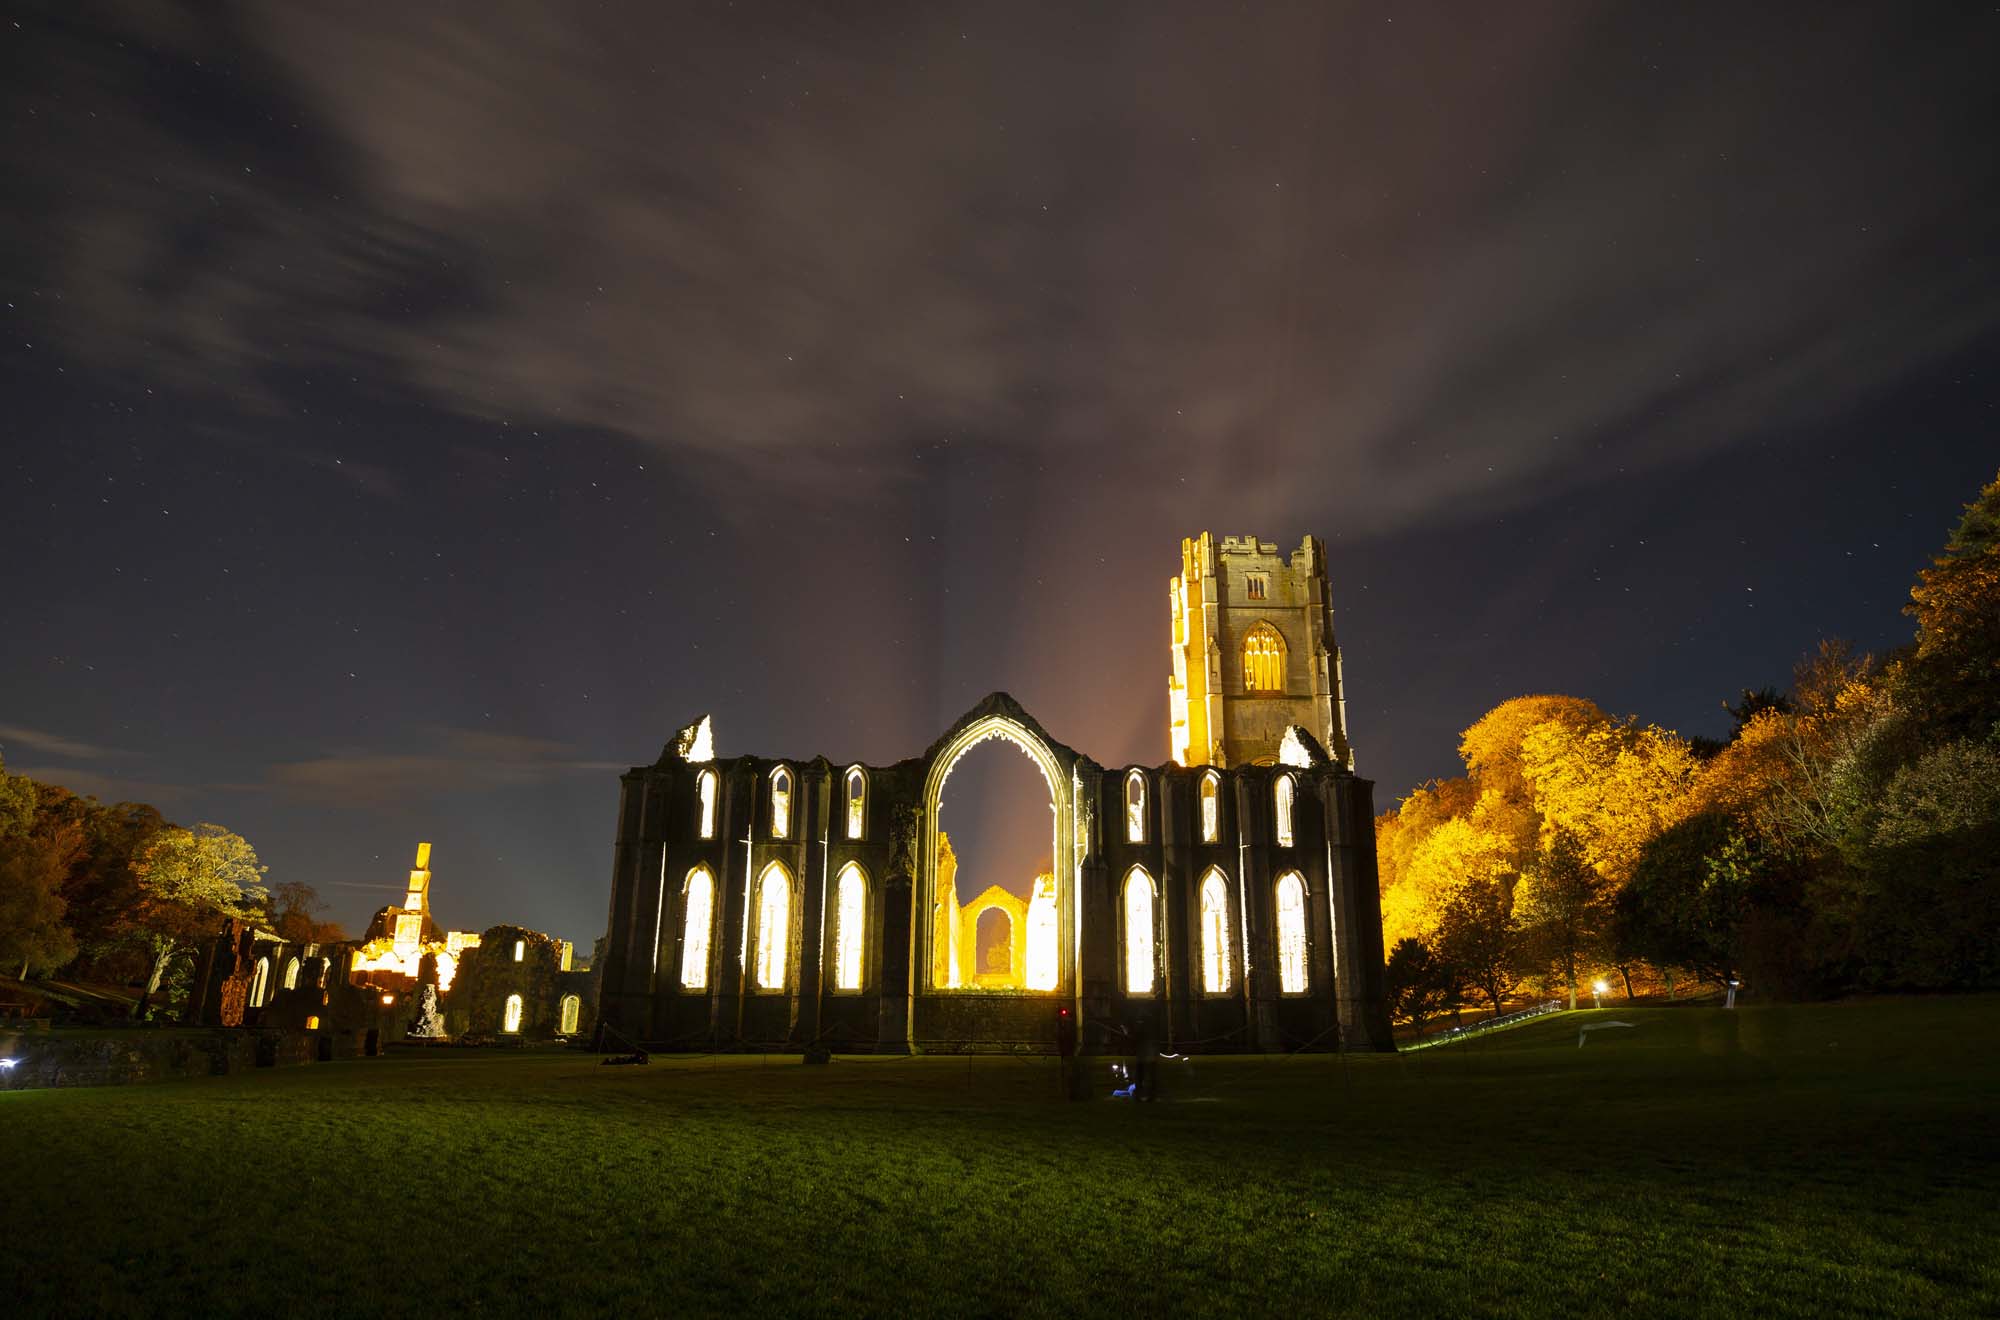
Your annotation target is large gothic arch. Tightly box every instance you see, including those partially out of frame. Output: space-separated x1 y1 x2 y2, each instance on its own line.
597 687 1393 1055
917 700 1080 1001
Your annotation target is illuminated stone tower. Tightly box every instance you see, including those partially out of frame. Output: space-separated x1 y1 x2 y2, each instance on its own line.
1169 532 1352 769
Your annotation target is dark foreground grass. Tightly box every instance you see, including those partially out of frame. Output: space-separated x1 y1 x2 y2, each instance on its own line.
4 999 1997 1318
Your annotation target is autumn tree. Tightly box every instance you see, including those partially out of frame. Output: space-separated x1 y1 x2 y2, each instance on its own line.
1725 687 1793 737
1515 828 1610 1010
1520 716 1700 884
0 756 78 979
1903 468 2000 737
267 880 345 944
1433 877 1522 1018
126 823 268 1018
1376 776 1483 949
1847 740 2000 988
29 785 166 976
1459 695 1610 864
1384 936 1461 1036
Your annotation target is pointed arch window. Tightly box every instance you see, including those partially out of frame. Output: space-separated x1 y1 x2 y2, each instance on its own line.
1276 872 1309 993
697 769 718 840
1243 622 1287 693
1122 867 1156 994
282 957 300 991
1124 770 1147 843
502 993 523 1033
754 862 791 990
1199 869 1232 994
679 867 715 990
833 862 866 991
559 994 581 1034
1025 880 1059 991
249 957 271 1006
1199 772 1220 843
769 767 793 839
1274 774 1296 848
845 767 867 840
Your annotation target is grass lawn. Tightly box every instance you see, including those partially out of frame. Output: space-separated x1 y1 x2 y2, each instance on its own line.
5 998 1996 1318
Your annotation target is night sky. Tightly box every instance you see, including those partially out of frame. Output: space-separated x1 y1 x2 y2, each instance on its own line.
3 4 1995 946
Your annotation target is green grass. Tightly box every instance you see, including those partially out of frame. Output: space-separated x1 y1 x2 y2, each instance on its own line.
4 999 1997 1318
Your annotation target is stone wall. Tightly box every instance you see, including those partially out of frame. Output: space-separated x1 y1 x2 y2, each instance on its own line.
598 692 1395 1055
0 1027 353 1091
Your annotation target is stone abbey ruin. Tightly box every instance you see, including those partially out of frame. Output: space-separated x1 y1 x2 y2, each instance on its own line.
597 533 1393 1053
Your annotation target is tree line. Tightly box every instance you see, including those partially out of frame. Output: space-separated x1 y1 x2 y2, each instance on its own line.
0 775 343 1018
1379 467 2000 1030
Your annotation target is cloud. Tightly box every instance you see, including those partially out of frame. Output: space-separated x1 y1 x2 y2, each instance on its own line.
11 4 1997 534
266 729 622 807
7 766 186 807
0 725 130 761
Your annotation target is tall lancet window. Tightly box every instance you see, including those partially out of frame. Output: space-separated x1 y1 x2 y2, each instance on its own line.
834 863 866 991
1199 869 1232 994
1123 867 1156 994
1024 879 1059 991
1276 871 1309 993
1243 622 1287 693
697 770 718 840
769 766 792 839
845 767 867 840
1199 772 1220 843
1274 774 1296 848
1125 771 1147 843
755 862 790 990
679 867 714 989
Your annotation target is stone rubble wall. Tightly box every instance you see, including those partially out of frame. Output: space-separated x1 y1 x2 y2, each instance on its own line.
0 1027 371 1091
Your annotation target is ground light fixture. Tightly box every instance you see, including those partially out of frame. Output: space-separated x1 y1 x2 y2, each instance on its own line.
1592 978 1609 1008
0 1058 16 1070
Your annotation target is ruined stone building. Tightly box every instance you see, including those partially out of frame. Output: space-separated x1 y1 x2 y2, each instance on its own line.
596 534 1392 1053
194 844 594 1044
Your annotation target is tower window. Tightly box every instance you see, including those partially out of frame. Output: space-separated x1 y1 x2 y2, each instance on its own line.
1242 622 1287 693
1245 573 1268 600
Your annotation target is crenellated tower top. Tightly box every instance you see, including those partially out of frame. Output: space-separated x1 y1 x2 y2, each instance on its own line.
1169 531 1352 770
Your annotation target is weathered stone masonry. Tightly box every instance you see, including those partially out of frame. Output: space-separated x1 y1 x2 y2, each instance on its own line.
596 693 1393 1054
